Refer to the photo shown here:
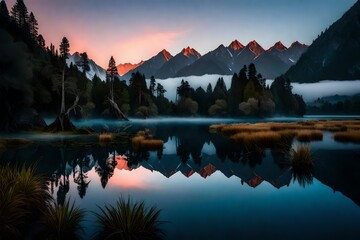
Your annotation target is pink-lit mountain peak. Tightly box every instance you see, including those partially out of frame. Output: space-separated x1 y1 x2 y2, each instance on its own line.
269 41 288 52
159 49 173 61
246 40 265 56
290 41 307 48
228 40 244 51
182 46 201 58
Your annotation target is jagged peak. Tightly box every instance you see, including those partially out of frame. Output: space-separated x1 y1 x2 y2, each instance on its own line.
246 40 265 56
228 40 244 51
268 41 287 52
181 46 201 58
290 41 307 48
158 49 173 61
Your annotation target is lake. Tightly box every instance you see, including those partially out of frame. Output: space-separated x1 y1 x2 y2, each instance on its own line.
1 116 360 240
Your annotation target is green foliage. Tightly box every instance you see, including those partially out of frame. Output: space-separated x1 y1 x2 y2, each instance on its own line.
38 199 86 240
94 197 165 240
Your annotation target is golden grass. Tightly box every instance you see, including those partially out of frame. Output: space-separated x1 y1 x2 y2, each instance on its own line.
231 131 282 148
333 131 360 143
210 119 360 146
131 130 164 151
291 144 313 187
296 130 323 142
99 133 113 145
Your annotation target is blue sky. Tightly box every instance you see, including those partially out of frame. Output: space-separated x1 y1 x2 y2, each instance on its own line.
5 0 357 67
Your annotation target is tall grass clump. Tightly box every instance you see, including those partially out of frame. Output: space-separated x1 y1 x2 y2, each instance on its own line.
0 164 52 238
131 129 164 151
333 131 360 143
296 130 323 142
37 199 85 240
291 145 313 187
94 197 165 240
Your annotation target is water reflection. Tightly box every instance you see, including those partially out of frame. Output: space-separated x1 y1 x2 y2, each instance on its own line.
0 121 360 207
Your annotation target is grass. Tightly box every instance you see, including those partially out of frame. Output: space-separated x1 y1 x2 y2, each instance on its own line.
131 129 164 151
99 133 113 146
333 131 360 143
291 145 313 187
231 131 282 148
296 130 323 142
210 119 360 147
0 164 52 238
0 138 32 151
38 199 85 240
94 197 165 240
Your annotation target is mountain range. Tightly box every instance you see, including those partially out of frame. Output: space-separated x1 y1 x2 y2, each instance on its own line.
285 0 360 82
68 40 307 81
121 40 307 80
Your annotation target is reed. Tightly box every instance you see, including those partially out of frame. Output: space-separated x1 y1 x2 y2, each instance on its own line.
94 197 165 240
231 131 282 148
38 199 85 240
296 130 323 142
291 145 313 187
131 130 164 151
0 164 52 238
333 131 360 143
99 133 113 145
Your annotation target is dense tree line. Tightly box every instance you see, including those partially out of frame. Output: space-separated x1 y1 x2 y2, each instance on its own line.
0 0 307 132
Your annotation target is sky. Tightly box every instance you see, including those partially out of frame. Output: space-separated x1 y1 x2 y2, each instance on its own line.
5 0 358 68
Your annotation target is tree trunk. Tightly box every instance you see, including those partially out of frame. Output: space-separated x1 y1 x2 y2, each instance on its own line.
60 65 66 115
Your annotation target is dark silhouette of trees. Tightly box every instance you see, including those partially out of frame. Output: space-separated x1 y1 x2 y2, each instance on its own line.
0 0 9 19
106 56 118 101
77 52 90 77
37 34 45 49
59 37 70 115
28 11 38 38
11 0 28 28
149 76 156 96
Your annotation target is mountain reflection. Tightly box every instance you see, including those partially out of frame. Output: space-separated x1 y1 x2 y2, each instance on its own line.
0 122 359 206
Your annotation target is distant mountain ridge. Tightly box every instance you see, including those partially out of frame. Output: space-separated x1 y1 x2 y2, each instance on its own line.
66 52 107 80
121 40 307 80
285 1 360 82
117 61 144 76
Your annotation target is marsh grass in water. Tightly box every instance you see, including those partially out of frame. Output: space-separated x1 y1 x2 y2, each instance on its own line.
296 130 323 142
332 131 360 143
94 197 165 240
37 199 86 240
210 119 360 147
291 145 313 187
131 129 164 151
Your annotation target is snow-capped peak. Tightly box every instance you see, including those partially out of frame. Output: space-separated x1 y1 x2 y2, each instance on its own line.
228 40 244 51
268 41 287 52
182 47 201 58
246 40 265 56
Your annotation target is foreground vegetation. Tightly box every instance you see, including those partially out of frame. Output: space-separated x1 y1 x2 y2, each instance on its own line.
0 164 165 240
210 119 360 145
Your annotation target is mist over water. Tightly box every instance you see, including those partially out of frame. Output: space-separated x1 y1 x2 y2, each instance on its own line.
146 75 360 103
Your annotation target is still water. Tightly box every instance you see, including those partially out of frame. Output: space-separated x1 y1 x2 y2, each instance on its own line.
1 117 360 240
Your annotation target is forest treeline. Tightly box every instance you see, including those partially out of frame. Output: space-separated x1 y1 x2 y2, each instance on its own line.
0 0 305 132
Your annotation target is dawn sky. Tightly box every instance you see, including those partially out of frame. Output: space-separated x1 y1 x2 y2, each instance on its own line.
5 0 357 68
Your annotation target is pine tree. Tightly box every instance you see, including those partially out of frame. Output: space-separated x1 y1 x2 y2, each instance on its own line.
59 37 70 114
28 12 38 38
149 76 156 96
11 0 29 28
0 0 9 19
37 34 45 49
77 52 90 76
106 56 118 101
